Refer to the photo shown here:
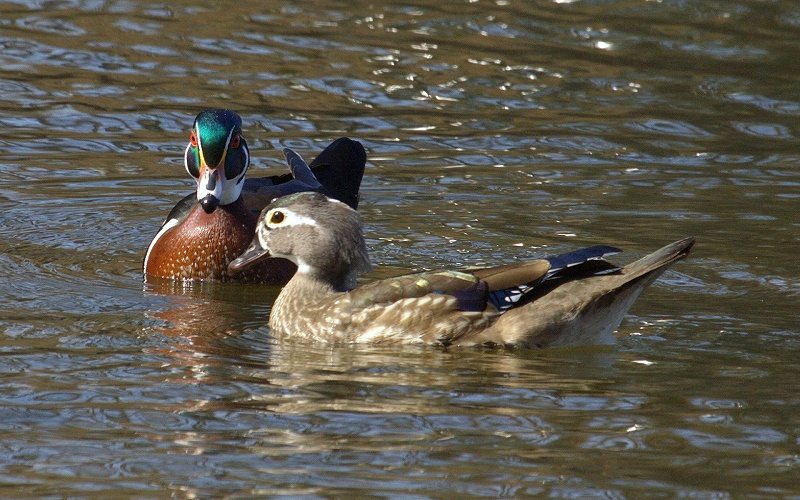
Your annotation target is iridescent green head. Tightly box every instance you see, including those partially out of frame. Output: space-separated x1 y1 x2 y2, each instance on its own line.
184 108 250 213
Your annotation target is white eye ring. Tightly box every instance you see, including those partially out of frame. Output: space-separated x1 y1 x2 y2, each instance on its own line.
268 209 285 227
263 208 317 230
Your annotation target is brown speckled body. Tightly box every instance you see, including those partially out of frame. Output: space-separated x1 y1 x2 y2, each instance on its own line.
269 272 497 344
145 198 296 283
267 245 691 347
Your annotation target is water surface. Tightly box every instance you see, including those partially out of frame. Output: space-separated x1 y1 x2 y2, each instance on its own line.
1 0 798 497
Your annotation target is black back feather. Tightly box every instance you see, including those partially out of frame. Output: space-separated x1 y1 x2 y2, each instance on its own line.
267 138 365 209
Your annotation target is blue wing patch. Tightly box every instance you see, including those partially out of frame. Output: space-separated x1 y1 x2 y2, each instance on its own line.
441 280 489 312
488 284 533 312
488 245 622 313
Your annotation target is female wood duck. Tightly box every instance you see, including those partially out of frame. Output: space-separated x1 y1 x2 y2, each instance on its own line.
143 108 366 283
228 192 695 348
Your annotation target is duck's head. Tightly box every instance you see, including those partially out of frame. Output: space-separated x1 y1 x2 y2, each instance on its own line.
228 192 371 289
184 108 250 213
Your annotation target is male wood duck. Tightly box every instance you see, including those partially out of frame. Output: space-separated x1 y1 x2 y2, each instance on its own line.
143 108 366 283
228 192 695 348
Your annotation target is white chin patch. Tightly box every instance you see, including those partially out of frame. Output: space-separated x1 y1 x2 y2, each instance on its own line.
295 258 312 274
221 174 245 205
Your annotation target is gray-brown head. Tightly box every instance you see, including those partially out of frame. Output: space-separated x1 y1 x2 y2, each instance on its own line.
228 192 371 290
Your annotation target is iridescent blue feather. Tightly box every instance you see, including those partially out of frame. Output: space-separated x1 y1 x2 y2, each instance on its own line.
487 245 622 312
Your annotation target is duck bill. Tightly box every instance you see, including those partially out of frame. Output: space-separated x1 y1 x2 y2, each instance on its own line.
228 242 272 274
196 154 227 214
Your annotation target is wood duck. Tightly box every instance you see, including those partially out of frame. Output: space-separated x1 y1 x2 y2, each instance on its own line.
143 108 366 283
227 192 695 348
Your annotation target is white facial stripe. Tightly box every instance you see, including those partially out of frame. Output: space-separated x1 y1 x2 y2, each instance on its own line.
183 142 192 173
222 127 235 152
257 220 269 250
240 141 249 179
265 208 318 230
195 123 204 163
257 207 319 258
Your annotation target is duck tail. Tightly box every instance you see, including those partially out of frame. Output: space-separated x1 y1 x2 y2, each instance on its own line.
464 237 695 348
620 236 695 277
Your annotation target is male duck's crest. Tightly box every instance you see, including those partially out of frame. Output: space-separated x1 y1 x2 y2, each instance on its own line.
228 192 695 348
144 109 366 283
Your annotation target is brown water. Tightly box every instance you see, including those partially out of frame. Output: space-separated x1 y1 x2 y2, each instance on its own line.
1 0 799 497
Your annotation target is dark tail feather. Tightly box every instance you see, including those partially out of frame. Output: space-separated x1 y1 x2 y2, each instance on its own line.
619 237 695 278
544 245 621 278
309 138 366 209
267 138 366 209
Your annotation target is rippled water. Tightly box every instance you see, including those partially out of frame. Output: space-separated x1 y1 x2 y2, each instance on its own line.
1 0 799 496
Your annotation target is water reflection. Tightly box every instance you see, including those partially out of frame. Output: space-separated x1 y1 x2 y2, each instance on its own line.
142 300 800 496
148 285 625 416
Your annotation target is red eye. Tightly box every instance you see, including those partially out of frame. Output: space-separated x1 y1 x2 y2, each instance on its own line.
189 131 198 148
230 134 240 149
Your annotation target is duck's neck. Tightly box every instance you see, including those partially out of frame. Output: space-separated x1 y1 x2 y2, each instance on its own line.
269 273 343 337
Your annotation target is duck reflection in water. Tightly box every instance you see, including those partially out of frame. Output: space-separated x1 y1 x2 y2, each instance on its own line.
144 282 624 416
